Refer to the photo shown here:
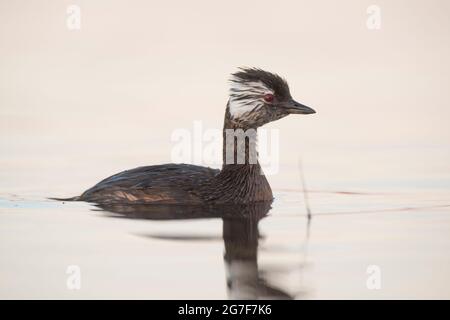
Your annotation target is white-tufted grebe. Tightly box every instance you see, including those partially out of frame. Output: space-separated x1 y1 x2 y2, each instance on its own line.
61 68 315 205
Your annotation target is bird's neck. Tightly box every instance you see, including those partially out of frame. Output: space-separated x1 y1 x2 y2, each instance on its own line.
221 107 260 168
201 105 273 203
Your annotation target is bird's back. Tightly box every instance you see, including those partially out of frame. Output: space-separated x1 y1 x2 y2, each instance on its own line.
79 164 219 205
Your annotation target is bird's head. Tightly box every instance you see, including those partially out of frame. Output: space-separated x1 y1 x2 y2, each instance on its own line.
227 67 315 128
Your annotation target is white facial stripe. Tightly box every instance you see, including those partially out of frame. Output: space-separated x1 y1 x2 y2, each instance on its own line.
228 79 273 118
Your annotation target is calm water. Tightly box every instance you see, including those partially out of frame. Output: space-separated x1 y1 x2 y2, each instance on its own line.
1 164 450 299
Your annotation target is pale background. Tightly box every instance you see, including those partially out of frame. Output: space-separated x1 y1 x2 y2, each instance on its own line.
1 0 449 195
1 0 450 299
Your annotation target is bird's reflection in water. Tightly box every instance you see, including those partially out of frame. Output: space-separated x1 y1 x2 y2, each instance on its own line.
94 201 309 299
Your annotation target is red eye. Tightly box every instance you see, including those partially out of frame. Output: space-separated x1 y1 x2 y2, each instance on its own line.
263 94 274 103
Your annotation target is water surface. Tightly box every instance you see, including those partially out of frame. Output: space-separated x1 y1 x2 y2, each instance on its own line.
1 183 449 299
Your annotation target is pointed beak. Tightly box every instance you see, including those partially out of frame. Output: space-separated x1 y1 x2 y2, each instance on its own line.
283 99 316 115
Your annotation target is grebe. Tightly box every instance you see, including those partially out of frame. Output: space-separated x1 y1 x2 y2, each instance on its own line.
67 68 315 205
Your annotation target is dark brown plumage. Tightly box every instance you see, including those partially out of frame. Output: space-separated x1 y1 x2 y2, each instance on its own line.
64 68 315 205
